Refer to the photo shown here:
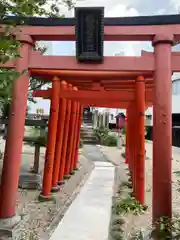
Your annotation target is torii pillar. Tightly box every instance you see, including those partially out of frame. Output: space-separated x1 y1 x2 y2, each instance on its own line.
152 34 173 222
135 76 145 204
51 81 67 192
72 104 84 170
39 78 60 200
70 102 80 172
127 104 136 194
0 35 34 224
58 85 73 184
125 113 129 164
64 88 78 178
70 102 81 171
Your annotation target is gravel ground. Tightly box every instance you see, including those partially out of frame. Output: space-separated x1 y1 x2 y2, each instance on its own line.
98 142 180 239
0 144 94 240
108 160 128 240
17 153 93 240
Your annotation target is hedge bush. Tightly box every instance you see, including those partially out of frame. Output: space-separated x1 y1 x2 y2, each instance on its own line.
94 127 117 146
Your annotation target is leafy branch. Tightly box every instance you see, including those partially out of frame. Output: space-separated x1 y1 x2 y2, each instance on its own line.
0 0 75 117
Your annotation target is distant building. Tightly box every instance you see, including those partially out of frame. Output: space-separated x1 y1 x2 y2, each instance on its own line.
95 78 180 128
146 78 180 126
145 78 180 146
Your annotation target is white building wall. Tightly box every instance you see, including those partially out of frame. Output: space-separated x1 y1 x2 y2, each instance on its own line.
145 78 180 126
172 95 180 113
97 78 180 126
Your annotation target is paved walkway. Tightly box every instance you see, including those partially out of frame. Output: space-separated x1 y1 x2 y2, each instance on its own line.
50 161 115 240
50 145 114 240
83 145 109 162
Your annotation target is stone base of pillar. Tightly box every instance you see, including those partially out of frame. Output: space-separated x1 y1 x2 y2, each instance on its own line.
73 168 78 171
128 177 132 182
0 215 21 239
70 170 75 175
18 173 41 190
141 228 170 240
51 186 60 193
38 193 53 202
117 137 121 149
57 180 65 186
29 167 39 174
63 175 71 180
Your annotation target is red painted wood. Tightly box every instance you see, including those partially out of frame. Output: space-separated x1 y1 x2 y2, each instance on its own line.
33 88 152 103
135 76 145 205
72 105 83 170
70 102 80 171
58 85 72 183
30 67 153 78
152 35 173 222
51 81 67 190
40 78 60 198
64 88 78 176
0 35 34 218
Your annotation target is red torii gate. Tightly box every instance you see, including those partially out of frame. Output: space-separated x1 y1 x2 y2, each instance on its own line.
37 80 83 198
30 68 153 206
32 75 149 206
33 84 83 195
0 14 179 229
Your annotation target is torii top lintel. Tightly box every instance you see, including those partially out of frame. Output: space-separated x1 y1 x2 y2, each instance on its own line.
1 14 180 41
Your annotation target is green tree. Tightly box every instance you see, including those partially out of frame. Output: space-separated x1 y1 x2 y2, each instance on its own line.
0 0 74 117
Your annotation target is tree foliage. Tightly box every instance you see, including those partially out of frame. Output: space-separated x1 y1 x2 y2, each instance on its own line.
0 0 74 117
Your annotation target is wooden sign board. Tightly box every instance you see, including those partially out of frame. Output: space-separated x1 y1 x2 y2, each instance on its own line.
75 7 104 62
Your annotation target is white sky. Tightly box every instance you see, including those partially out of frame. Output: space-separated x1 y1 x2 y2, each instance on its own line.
29 0 180 115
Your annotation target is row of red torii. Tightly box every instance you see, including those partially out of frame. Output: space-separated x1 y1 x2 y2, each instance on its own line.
0 15 180 228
